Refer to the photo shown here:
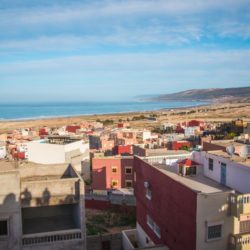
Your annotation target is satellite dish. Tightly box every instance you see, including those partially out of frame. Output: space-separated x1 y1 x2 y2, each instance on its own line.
226 145 235 156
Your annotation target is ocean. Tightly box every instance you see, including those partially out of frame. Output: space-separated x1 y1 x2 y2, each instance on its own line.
0 101 206 121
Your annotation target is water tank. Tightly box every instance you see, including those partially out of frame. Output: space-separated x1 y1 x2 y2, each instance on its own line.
240 145 249 158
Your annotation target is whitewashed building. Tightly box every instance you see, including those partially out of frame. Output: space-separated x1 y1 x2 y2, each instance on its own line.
27 136 89 174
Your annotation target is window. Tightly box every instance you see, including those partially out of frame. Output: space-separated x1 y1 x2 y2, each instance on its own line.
0 220 8 236
111 180 118 187
208 158 214 171
125 166 132 175
146 188 152 200
147 215 161 238
147 215 154 229
111 166 117 173
125 180 133 188
154 224 161 238
207 224 222 240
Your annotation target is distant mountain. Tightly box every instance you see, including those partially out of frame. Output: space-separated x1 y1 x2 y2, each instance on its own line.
153 87 250 103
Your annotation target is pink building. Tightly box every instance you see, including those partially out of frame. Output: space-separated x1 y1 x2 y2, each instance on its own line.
92 156 134 190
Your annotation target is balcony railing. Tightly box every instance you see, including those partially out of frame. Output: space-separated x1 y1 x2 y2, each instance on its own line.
230 194 250 218
229 233 250 250
22 229 82 246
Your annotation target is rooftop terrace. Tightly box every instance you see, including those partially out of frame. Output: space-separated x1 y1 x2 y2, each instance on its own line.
208 150 250 167
151 162 232 194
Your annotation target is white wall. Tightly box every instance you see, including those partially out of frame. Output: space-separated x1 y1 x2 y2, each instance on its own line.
27 141 66 164
0 146 6 159
28 140 89 169
142 131 151 141
193 151 250 193
136 222 154 248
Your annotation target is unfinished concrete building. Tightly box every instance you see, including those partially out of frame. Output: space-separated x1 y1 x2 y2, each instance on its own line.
0 160 86 250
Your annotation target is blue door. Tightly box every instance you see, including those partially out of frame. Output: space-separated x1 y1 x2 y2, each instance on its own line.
220 163 227 185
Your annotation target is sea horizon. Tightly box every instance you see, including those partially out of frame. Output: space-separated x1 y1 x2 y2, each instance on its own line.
0 100 207 121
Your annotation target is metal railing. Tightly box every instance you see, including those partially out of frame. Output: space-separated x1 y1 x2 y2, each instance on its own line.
22 229 82 246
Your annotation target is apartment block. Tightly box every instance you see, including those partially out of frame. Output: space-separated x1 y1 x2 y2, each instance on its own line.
123 148 250 250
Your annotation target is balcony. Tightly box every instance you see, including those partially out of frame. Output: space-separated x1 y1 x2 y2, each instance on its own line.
230 194 250 218
229 233 250 250
22 229 82 246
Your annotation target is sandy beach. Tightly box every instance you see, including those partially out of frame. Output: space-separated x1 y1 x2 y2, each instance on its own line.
0 102 250 133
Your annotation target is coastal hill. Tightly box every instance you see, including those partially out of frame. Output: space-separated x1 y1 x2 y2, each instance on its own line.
153 86 250 103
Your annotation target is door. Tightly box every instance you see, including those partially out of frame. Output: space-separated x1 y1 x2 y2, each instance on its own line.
220 163 227 185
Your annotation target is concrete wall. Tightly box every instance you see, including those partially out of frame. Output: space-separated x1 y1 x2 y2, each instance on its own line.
19 163 70 179
87 233 122 250
0 171 22 250
21 178 79 206
0 163 86 250
196 192 234 250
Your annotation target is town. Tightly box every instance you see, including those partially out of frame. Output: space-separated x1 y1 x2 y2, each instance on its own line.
0 114 249 250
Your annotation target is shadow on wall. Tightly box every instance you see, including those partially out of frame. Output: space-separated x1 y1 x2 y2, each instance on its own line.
20 187 79 207
92 166 107 190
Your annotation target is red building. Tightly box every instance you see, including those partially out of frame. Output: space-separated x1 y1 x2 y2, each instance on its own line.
171 141 191 150
134 156 197 250
39 128 49 137
112 145 132 155
187 120 201 127
92 156 134 190
132 156 232 250
175 125 184 134
66 125 81 133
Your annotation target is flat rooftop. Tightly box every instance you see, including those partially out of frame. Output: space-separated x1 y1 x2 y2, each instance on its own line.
210 140 245 147
144 150 191 158
47 136 81 145
208 150 250 167
151 162 232 194
0 160 18 172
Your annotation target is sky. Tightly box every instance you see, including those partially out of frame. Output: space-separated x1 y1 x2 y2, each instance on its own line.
0 0 250 102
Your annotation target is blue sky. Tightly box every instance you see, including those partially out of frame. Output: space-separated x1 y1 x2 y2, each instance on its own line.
0 0 250 102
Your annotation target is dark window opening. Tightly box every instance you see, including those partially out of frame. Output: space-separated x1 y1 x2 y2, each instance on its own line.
209 158 214 171
0 220 8 236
